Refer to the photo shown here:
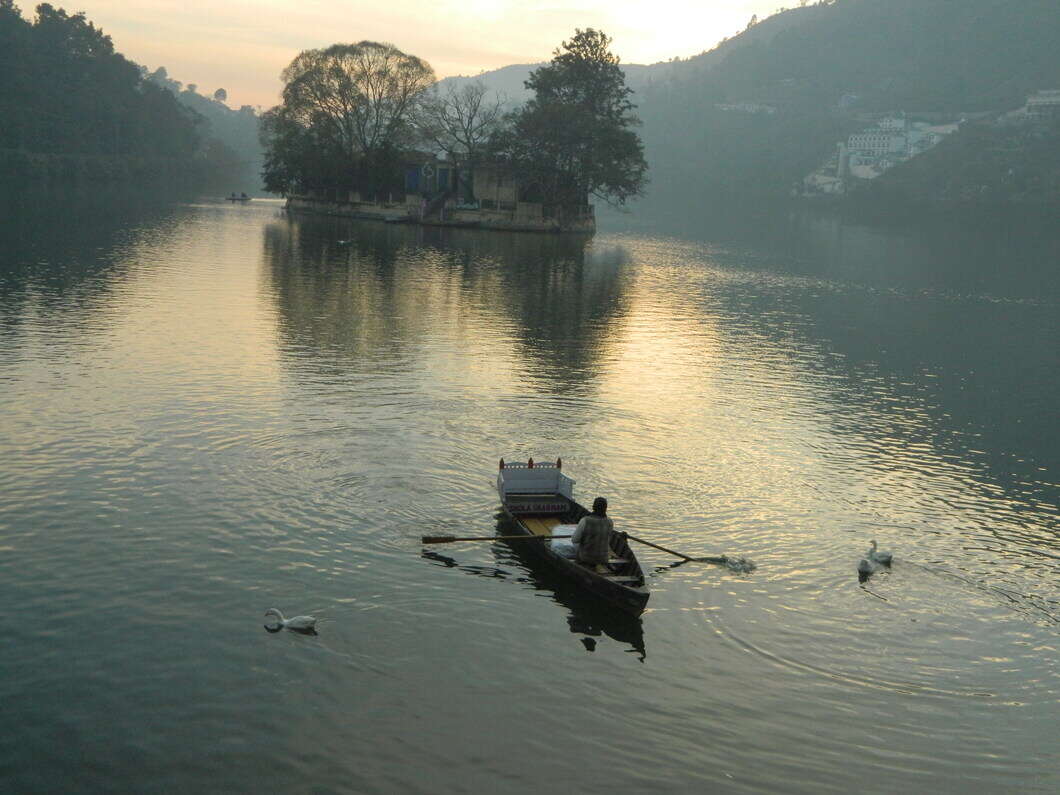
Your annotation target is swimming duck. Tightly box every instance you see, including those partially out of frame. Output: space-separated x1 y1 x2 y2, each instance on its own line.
867 540 893 566
857 557 880 576
264 608 317 633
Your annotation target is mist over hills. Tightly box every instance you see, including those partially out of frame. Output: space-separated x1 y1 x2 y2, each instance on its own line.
440 62 679 104
144 68 264 192
0 3 261 192
438 6 817 103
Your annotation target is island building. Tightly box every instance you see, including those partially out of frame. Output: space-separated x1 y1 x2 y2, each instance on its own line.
285 155 595 233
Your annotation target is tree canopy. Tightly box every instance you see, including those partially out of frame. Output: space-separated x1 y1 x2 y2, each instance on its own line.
259 30 647 209
0 3 200 158
0 2 254 190
262 41 435 195
493 28 647 207
416 80 505 200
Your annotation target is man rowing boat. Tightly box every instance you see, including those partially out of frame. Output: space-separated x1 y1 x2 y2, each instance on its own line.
571 497 615 573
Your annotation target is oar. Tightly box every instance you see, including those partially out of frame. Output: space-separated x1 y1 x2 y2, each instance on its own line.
422 534 571 544
623 533 724 564
420 532 756 572
623 533 756 572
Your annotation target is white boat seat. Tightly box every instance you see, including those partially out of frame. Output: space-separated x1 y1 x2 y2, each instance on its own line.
601 575 641 583
608 558 630 564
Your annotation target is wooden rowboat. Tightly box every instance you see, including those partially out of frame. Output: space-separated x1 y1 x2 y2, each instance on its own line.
497 458 649 615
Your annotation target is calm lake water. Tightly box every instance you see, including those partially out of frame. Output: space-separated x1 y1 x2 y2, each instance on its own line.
1 191 1057 793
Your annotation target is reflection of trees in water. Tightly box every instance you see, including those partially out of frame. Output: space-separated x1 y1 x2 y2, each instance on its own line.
263 214 636 388
0 188 188 343
262 217 413 369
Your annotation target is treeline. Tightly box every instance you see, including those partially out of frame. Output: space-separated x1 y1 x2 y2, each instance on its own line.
262 30 646 209
680 0 1060 113
145 68 264 191
0 1 243 189
627 0 1060 208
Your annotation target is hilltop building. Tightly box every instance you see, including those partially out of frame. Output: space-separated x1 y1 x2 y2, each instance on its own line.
800 116 959 196
1024 90 1060 120
714 101 777 115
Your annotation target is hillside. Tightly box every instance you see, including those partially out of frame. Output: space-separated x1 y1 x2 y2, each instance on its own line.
439 61 682 106
448 0 1060 209
859 118 1060 210
146 68 265 192
0 3 248 191
637 0 1060 206
437 6 818 102
693 0 1060 113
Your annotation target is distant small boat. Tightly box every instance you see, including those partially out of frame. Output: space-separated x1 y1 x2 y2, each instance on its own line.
226 194 252 202
497 458 649 614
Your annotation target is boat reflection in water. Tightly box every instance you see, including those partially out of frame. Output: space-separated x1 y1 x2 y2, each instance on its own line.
420 523 647 662
535 567 647 662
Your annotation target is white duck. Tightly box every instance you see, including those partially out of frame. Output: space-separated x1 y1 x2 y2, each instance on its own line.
264 608 317 633
867 540 893 566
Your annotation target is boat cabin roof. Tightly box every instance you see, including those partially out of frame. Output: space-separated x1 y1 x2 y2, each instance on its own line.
497 458 575 504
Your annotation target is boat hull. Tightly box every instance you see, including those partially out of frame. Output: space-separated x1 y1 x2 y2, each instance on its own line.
499 502 650 615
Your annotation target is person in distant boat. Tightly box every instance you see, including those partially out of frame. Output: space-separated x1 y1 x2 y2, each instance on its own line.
571 497 614 572
240 192 248 199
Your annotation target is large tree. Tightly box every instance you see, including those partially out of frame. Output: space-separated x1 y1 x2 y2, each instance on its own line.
494 28 647 207
263 41 435 196
416 80 506 200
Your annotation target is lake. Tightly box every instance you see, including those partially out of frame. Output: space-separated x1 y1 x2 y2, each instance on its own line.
1 191 1057 793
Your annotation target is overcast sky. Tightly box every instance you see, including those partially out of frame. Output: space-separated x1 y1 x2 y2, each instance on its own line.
76 1 781 108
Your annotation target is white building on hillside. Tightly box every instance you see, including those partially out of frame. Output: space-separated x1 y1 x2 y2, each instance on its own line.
1026 90 1060 119
799 115 960 196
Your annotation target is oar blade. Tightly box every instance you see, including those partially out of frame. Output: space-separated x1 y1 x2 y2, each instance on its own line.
422 535 457 544
624 534 756 572
715 555 757 573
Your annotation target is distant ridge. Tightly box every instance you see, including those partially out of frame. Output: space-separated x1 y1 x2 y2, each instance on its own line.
438 62 685 104
438 5 820 103
439 1 1060 211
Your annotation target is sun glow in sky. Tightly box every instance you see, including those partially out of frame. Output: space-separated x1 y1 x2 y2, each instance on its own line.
73 0 780 108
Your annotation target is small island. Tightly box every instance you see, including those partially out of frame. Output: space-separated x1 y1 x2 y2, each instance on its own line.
262 30 648 233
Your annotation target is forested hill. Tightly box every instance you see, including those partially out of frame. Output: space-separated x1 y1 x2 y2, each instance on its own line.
663 0 1060 114
143 68 265 192
437 7 817 103
0 2 245 189
457 0 1060 208
634 0 1060 205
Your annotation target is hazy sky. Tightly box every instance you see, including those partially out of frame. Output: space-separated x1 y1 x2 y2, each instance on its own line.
76 1 780 109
